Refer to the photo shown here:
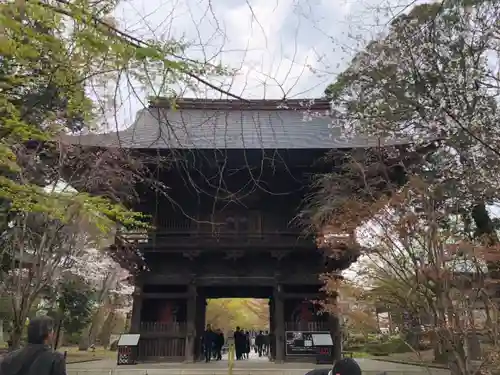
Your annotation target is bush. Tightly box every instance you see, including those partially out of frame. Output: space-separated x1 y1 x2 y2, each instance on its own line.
64 332 83 346
363 338 413 355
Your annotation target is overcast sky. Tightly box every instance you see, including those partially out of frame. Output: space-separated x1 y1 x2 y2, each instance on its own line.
107 0 416 128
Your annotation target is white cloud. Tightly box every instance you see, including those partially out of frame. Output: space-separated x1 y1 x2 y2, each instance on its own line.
101 0 410 129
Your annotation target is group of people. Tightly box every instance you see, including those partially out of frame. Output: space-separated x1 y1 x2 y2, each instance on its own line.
202 326 271 362
253 330 270 357
200 324 368 375
232 327 250 360
201 324 225 362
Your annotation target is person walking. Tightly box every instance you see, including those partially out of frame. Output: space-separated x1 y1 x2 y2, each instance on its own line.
0 316 67 375
214 329 224 360
234 327 243 360
202 324 215 363
244 331 250 359
263 330 270 355
255 331 264 357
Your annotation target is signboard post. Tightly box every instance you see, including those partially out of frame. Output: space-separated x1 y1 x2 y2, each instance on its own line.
311 332 334 364
285 331 333 359
228 343 235 375
285 331 316 356
117 334 140 365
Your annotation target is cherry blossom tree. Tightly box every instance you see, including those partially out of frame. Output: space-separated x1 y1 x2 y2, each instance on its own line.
325 0 500 239
313 4 500 372
68 247 133 350
315 173 500 375
0 186 132 349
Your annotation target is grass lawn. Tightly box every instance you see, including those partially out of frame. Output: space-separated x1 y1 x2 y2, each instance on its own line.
385 350 435 363
351 351 373 358
377 350 451 368
58 346 116 363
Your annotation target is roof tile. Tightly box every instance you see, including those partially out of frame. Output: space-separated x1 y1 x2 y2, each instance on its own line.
63 103 410 149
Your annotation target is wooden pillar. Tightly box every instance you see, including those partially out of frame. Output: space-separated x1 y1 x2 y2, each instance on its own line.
130 286 143 333
273 284 285 363
327 295 342 362
194 294 206 361
330 314 342 361
268 299 275 360
184 284 197 362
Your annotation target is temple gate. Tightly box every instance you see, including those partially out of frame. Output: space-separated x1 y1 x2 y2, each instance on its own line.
67 98 422 362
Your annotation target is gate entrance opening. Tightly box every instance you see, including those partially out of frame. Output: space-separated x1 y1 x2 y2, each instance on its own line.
133 278 335 362
205 297 270 361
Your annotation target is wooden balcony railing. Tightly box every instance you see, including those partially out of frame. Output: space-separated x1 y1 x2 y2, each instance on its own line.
118 230 315 249
138 337 186 359
139 321 187 334
285 321 330 332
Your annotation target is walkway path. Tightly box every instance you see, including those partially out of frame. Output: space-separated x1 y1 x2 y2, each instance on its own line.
67 353 451 375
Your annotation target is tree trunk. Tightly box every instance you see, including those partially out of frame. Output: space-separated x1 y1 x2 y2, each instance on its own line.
431 329 448 363
53 314 63 351
10 323 23 350
78 306 104 351
327 313 342 362
404 318 420 350
78 326 90 351
99 311 116 349
467 332 481 361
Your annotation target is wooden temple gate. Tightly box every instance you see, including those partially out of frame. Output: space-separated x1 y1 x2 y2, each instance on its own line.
66 98 425 362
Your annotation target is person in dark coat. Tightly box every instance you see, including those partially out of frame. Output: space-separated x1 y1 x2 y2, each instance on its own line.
304 357 362 375
255 331 264 357
244 331 251 359
202 324 215 363
0 316 66 375
214 329 224 360
263 330 270 355
233 327 243 360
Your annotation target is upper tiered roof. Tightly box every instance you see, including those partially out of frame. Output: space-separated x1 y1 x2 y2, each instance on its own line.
63 98 410 150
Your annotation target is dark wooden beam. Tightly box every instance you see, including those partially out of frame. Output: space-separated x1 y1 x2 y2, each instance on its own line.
282 292 324 299
140 292 190 299
196 276 275 286
137 332 186 339
143 273 192 285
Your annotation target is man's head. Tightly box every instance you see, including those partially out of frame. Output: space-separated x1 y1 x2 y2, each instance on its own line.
330 358 362 375
27 316 54 345
236 326 240 331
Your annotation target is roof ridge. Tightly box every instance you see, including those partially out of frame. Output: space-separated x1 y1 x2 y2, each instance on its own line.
149 98 331 111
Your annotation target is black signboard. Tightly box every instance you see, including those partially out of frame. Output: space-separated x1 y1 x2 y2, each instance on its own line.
285 331 331 356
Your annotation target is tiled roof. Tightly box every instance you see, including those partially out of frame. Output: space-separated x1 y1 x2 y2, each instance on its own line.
63 99 411 149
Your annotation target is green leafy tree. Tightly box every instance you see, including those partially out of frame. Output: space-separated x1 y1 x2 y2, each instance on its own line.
0 211 107 348
49 276 95 349
0 0 233 348
206 299 269 334
0 0 233 233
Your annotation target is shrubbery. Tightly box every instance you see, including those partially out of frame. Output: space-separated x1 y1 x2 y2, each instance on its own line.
345 334 429 356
